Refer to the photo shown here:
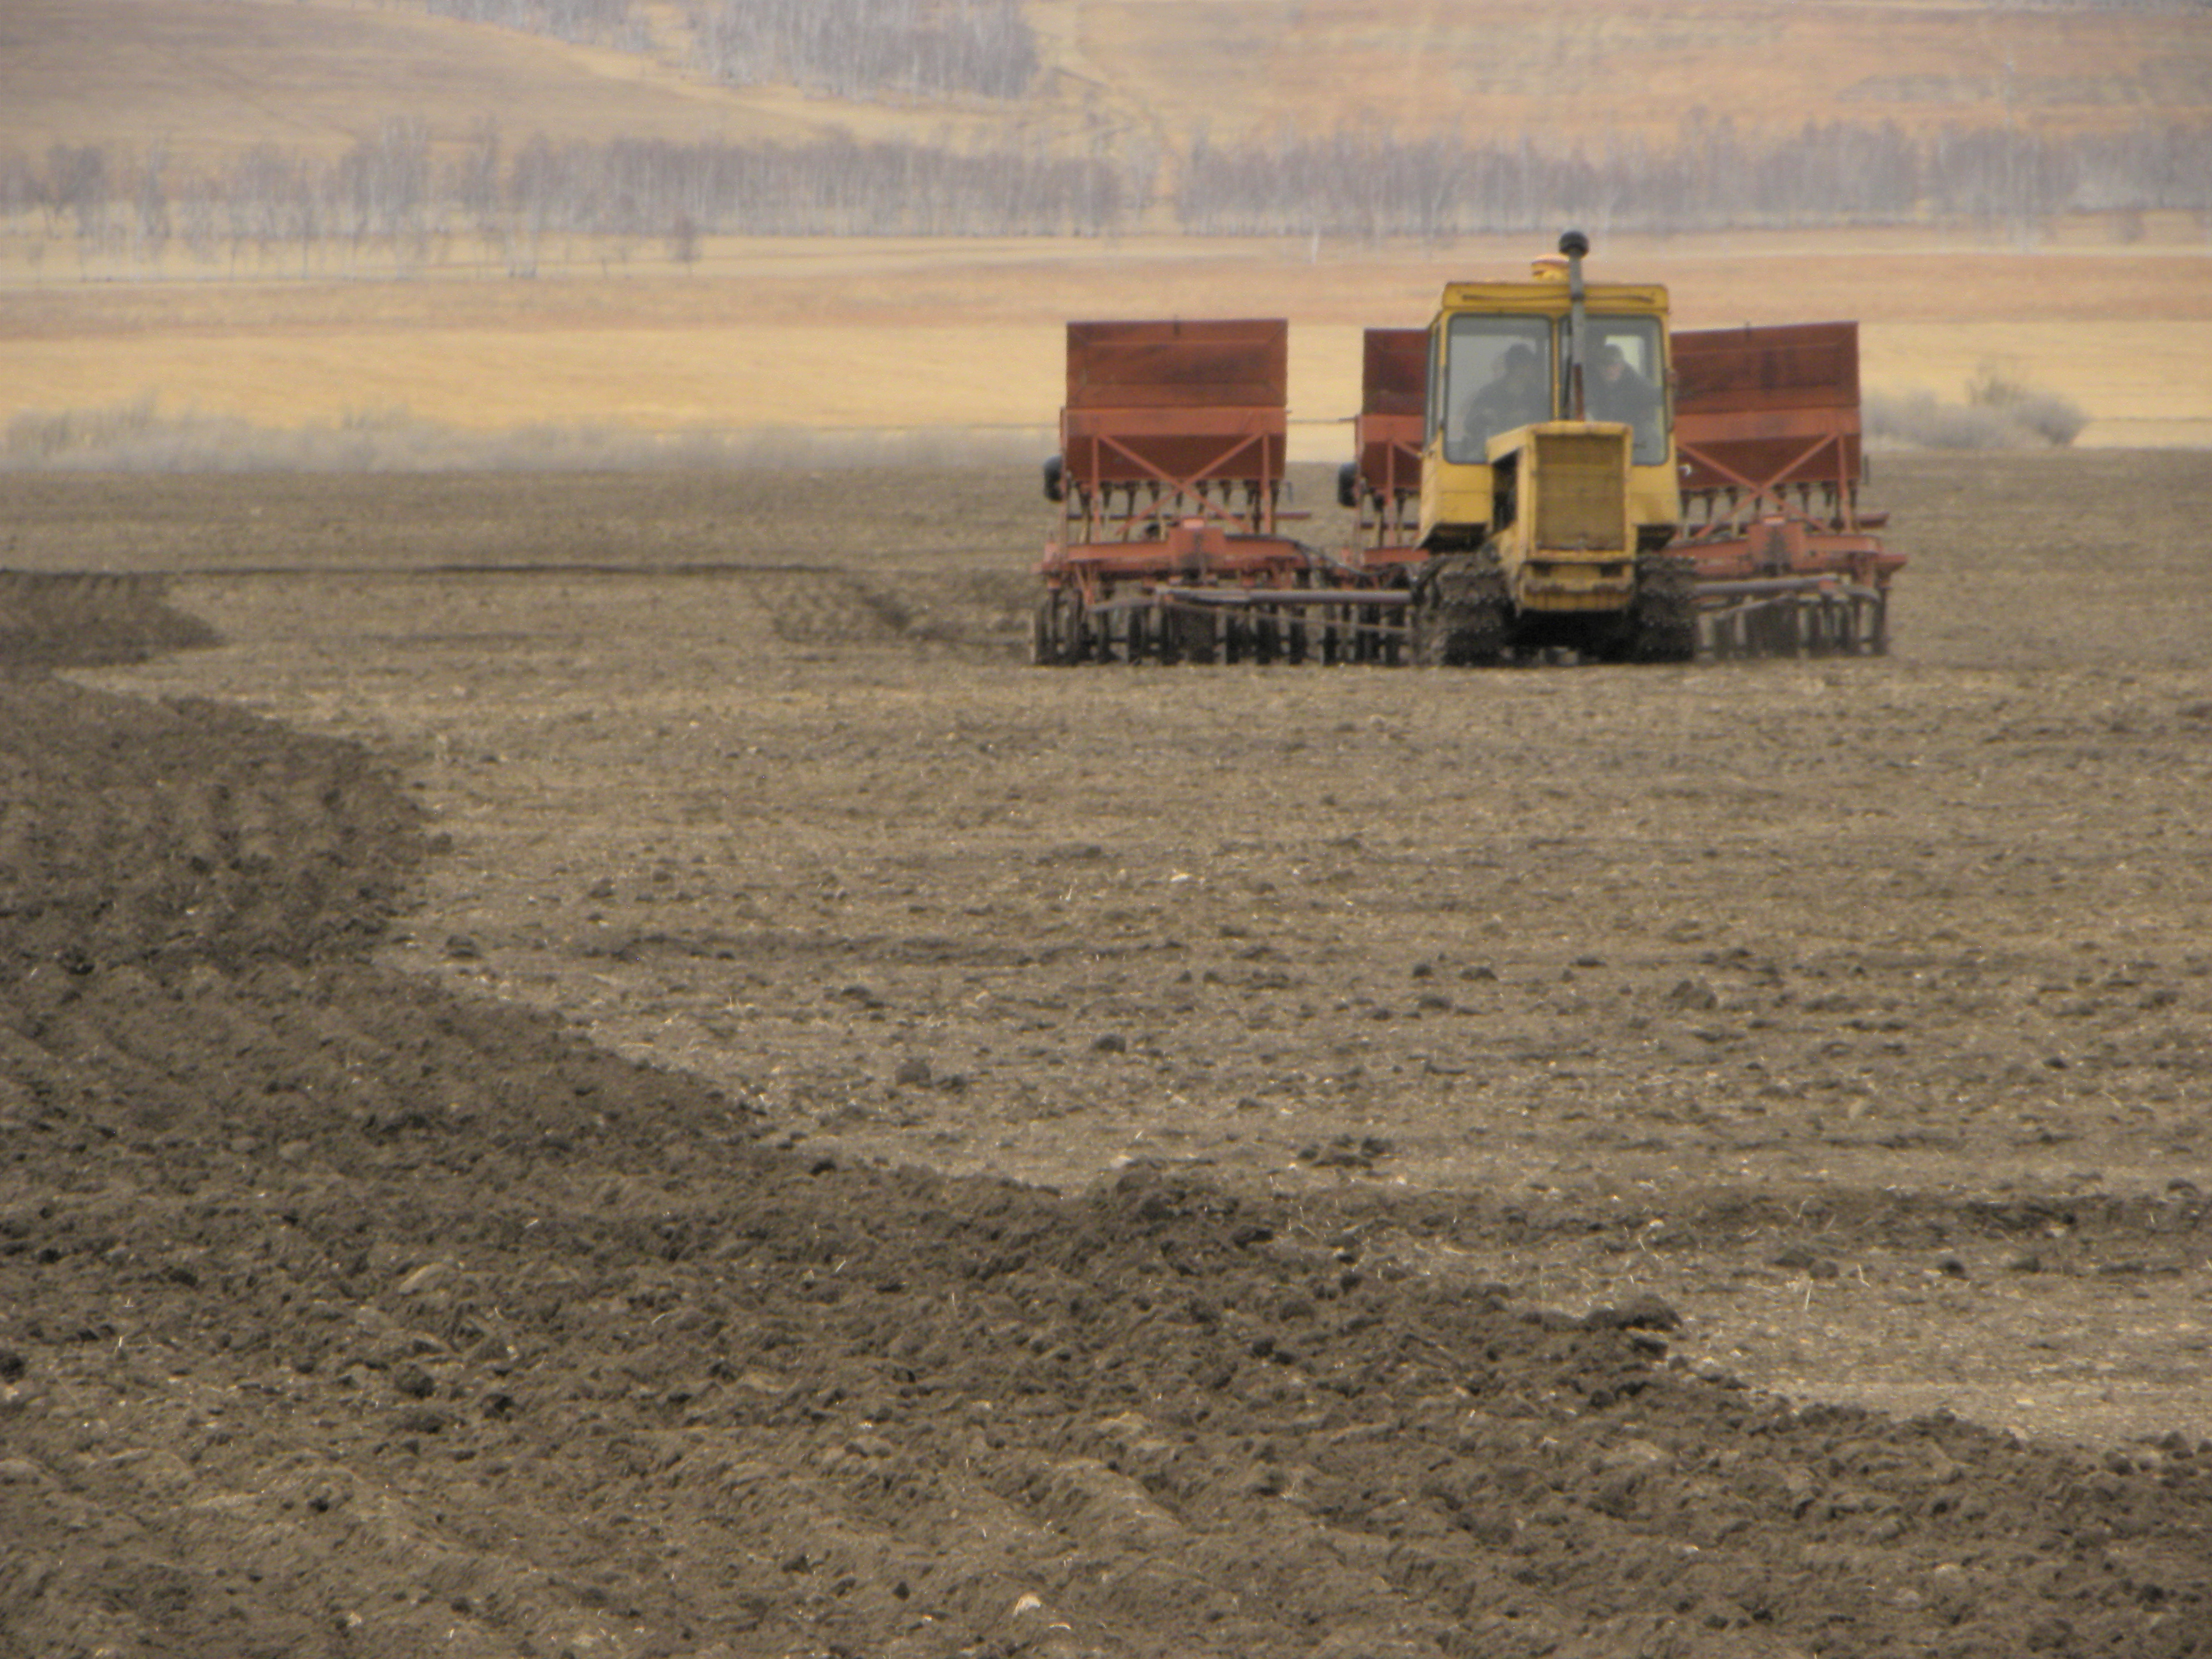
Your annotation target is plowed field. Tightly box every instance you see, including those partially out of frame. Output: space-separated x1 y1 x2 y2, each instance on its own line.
3 451 2210 1658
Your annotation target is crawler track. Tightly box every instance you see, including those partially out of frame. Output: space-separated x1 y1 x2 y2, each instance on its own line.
1410 547 1509 665
1630 550 1699 662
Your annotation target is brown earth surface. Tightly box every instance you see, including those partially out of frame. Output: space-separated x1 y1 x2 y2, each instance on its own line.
3 450 2211 1657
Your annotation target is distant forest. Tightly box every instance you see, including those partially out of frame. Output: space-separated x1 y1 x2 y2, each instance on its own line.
427 0 1040 98
425 0 649 49
6 0 2209 270
6 114 2207 274
1177 118 2212 238
687 0 1039 100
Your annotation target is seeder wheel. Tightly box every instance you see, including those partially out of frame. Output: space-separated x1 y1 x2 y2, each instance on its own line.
1031 587 1088 664
1031 590 1060 664
1171 603 1218 664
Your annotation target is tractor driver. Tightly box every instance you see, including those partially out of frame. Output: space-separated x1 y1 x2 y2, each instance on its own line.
1461 343 1547 446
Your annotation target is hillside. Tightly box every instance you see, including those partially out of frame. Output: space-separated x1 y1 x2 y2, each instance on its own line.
0 0 830 163
1058 0 2212 150
7 0 2210 176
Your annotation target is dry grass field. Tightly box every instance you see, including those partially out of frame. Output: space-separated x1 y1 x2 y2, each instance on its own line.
6 230 2212 456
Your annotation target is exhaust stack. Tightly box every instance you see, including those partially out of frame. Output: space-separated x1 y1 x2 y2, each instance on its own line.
1559 228 1590 420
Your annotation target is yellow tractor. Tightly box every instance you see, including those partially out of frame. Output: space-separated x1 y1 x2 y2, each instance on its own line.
1409 230 1696 664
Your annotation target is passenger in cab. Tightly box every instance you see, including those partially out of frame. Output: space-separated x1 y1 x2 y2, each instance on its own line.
1589 342 1661 446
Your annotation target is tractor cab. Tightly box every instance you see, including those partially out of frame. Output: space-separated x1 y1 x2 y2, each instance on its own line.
1418 235 1682 559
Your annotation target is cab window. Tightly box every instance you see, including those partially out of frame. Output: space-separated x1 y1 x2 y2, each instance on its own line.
1582 315 1666 463
1438 314 1552 465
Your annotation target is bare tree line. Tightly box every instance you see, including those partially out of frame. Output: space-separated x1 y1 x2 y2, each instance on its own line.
3 115 2205 276
425 0 647 49
0 124 1133 274
691 0 1038 101
417 0 1040 96
1176 117 2212 238
505 130 1124 237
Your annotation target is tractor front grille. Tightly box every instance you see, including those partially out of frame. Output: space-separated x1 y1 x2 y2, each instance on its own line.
1533 430 1627 551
